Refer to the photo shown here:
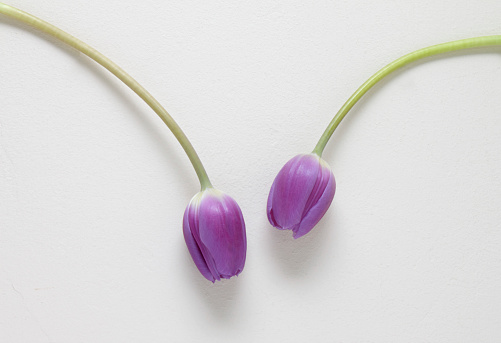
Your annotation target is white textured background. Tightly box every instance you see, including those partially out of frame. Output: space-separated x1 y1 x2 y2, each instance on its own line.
1 1 501 342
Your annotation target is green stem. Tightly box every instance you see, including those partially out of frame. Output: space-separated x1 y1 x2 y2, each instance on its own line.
312 35 501 156
0 3 213 190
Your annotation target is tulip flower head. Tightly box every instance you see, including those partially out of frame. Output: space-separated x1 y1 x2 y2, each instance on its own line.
183 188 247 282
267 153 336 239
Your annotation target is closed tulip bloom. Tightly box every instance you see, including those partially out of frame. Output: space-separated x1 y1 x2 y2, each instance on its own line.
267 153 336 239
183 188 247 282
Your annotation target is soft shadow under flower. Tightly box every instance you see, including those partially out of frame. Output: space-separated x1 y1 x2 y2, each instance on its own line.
266 212 335 279
181 240 243 319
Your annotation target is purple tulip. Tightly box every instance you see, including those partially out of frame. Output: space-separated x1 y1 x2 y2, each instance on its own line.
183 188 247 282
267 153 336 239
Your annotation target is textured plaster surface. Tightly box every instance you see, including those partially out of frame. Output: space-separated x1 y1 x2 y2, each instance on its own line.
1 0 501 342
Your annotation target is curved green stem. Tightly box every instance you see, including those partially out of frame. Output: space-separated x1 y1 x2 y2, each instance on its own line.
312 35 501 156
0 3 213 190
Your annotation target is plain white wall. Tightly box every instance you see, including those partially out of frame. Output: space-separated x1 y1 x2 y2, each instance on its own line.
1 0 501 342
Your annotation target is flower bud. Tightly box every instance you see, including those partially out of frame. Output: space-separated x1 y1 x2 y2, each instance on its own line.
183 188 246 282
267 154 336 239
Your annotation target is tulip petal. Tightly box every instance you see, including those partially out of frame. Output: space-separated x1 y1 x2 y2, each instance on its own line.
270 154 320 230
267 180 278 227
189 204 221 281
184 193 221 282
293 169 336 239
183 207 215 282
199 193 246 278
